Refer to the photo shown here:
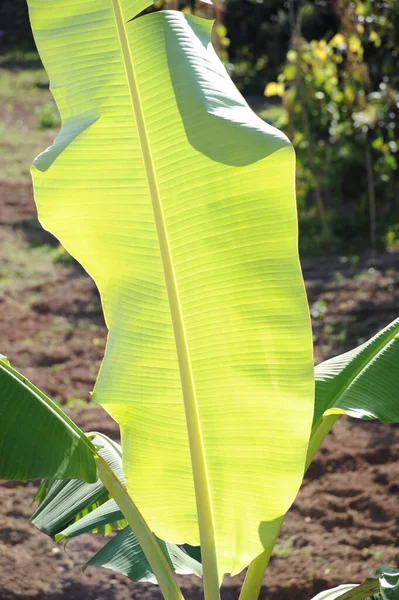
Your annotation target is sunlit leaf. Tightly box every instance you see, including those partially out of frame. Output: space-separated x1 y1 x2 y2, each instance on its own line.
28 0 314 576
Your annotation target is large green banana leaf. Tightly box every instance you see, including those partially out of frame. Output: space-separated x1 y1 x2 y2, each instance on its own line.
0 355 96 482
28 0 314 576
314 318 399 427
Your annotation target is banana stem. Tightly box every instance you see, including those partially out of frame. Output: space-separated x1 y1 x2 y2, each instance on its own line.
238 413 340 600
305 414 339 471
96 456 184 600
238 524 281 600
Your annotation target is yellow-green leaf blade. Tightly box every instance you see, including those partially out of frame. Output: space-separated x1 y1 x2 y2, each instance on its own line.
28 3 314 577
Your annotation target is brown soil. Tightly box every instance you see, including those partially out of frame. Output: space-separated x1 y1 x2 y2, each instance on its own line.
0 182 398 600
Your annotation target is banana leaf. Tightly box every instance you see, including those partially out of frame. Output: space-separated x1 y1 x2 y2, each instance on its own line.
31 433 122 535
314 318 399 427
310 565 399 600
56 498 124 540
242 320 399 600
32 433 202 583
84 526 202 582
0 355 96 482
28 0 314 576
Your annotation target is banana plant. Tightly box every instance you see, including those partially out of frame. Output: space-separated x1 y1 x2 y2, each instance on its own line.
0 0 398 598
26 0 315 597
2 318 399 599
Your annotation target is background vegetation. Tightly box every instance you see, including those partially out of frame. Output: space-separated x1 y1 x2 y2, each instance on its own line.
1 0 398 255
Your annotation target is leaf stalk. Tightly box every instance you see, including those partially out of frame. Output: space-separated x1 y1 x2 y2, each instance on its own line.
238 412 339 600
96 455 184 600
238 528 280 600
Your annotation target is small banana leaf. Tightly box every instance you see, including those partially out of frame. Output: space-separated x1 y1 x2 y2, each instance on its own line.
31 433 122 536
314 318 399 428
84 526 202 583
56 498 124 541
310 565 399 600
0 355 96 482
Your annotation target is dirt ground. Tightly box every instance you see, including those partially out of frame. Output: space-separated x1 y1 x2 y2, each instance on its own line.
0 180 398 600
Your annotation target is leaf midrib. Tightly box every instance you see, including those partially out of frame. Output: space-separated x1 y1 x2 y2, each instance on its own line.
110 1 219 590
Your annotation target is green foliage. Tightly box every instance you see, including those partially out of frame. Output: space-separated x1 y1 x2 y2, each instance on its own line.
1 2 399 599
35 102 60 129
0 355 97 482
313 317 399 425
261 0 399 254
84 526 203 583
224 0 338 95
310 565 399 600
0 52 56 181
2 321 399 598
31 433 202 583
28 0 314 584
3 0 398 253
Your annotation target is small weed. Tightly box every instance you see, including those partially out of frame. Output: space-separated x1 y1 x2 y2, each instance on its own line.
0 55 56 181
362 547 384 561
322 324 333 336
310 299 328 319
0 234 63 294
334 271 345 283
54 245 75 265
50 363 66 374
355 267 380 281
272 536 296 559
385 224 399 252
349 255 360 269
64 397 88 409
35 102 60 129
